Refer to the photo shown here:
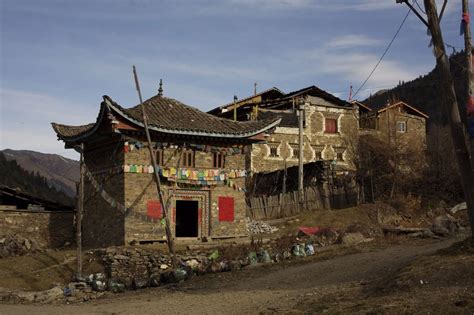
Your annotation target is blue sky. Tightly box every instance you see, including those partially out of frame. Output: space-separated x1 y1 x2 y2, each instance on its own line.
0 0 469 159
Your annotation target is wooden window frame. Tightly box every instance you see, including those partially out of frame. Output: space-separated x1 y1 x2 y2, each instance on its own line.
155 149 164 166
396 121 407 133
325 118 338 134
292 146 299 159
269 145 279 158
181 150 195 168
213 152 226 168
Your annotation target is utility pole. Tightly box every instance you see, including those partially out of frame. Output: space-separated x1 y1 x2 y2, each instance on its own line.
133 66 177 266
422 0 474 237
298 98 305 208
75 143 85 281
462 0 474 155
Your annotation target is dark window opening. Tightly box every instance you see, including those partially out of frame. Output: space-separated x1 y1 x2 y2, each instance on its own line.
336 152 344 161
181 151 195 167
315 151 323 160
175 200 199 237
213 152 225 168
269 146 278 157
156 149 164 166
292 147 299 159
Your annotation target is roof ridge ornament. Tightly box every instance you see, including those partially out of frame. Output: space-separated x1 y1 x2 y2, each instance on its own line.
158 79 163 97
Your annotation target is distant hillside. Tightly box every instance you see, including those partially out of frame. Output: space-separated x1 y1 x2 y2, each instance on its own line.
0 152 75 206
363 52 468 126
0 149 79 197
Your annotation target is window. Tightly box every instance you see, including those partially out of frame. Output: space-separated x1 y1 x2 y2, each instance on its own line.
313 145 324 161
155 149 164 166
335 147 346 161
325 118 338 134
213 152 225 168
292 147 300 159
181 150 195 167
396 121 407 133
269 145 279 157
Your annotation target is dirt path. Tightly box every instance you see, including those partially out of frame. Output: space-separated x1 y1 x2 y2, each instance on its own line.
0 238 458 314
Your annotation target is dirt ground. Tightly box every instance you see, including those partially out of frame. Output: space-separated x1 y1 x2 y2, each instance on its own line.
1 235 472 314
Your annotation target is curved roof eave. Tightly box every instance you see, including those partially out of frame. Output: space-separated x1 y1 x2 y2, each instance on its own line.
104 97 281 139
51 101 109 143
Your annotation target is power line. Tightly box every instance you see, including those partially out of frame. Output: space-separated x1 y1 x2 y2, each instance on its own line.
352 8 411 99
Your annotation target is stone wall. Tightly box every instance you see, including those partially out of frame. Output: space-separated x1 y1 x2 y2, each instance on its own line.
0 209 74 248
83 142 125 248
251 102 359 173
123 143 248 243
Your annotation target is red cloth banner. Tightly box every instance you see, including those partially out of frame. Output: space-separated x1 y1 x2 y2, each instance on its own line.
218 196 234 221
147 200 162 219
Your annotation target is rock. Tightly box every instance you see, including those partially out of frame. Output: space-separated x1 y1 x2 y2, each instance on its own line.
92 280 106 292
132 276 148 290
107 279 125 293
16 291 36 302
36 286 64 303
246 218 278 234
342 232 368 245
432 214 459 236
149 273 161 287
160 264 169 270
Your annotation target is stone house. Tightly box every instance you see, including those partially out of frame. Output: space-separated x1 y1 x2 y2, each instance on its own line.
355 100 429 156
209 85 360 174
52 89 280 248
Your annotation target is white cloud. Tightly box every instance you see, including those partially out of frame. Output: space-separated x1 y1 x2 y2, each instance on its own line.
327 35 383 49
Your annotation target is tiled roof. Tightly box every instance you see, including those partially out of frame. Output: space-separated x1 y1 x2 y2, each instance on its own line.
52 94 281 142
51 123 95 138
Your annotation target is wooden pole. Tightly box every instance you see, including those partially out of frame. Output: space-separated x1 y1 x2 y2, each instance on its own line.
423 0 474 237
298 99 304 206
132 66 177 266
462 0 474 159
75 143 85 281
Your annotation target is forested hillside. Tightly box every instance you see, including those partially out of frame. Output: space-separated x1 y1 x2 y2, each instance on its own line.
363 52 468 126
0 152 75 206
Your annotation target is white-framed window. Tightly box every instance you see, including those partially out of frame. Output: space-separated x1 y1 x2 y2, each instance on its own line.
268 144 279 157
396 121 407 133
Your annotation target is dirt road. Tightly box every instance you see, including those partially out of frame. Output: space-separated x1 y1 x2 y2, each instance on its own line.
0 238 463 314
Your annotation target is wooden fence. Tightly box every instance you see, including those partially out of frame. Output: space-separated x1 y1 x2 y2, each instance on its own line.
246 184 358 220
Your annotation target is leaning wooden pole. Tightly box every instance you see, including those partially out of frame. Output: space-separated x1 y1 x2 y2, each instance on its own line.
132 66 177 266
424 0 474 238
75 142 85 280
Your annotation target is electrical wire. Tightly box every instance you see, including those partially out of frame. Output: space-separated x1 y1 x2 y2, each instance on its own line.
352 8 411 99
413 0 426 15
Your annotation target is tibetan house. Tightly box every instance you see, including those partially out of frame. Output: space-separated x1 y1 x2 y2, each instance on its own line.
52 88 280 248
208 86 359 174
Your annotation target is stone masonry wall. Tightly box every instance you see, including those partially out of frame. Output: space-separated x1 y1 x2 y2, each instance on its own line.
83 142 125 248
124 143 248 243
0 210 74 248
251 101 359 173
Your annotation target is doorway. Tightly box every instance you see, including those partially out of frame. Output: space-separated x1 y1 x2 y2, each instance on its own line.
175 200 199 237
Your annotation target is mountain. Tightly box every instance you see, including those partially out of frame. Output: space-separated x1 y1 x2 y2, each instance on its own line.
0 152 75 206
0 149 79 197
363 52 469 126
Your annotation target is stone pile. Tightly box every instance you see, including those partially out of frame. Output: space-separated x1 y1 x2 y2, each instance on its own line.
0 234 38 258
246 218 279 234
